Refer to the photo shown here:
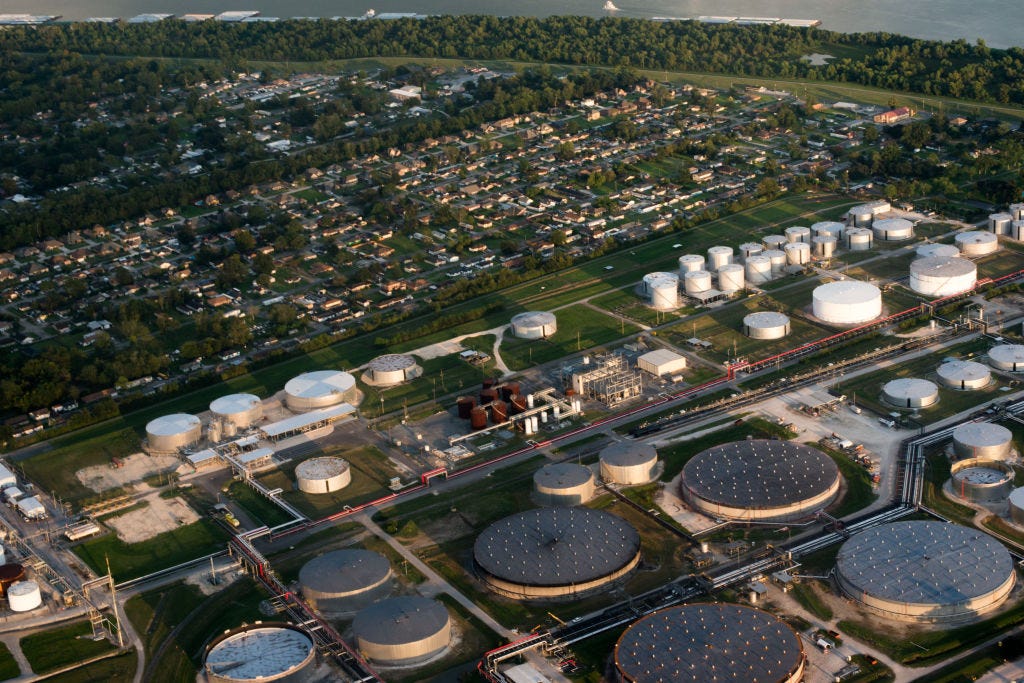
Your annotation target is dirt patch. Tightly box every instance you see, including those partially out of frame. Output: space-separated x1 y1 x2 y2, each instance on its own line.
76 453 182 493
105 494 200 543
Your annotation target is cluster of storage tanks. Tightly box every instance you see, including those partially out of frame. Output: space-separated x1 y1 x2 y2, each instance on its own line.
989 203 1024 240
0 563 42 614
906 229 996 298
531 442 661 506
456 380 576 434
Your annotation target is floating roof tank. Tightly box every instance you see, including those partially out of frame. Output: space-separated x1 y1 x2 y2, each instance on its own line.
295 456 351 494
363 354 423 387
510 311 558 340
950 458 1013 503
203 624 316 683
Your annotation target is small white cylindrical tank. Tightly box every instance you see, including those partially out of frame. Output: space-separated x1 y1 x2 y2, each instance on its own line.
785 226 811 243
744 255 773 285
743 312 791 340
953 423 1013 460
812 221 845 239
296 456 352 494
812 281 882 325
990 344 1024 371
784 242 810 265
937 360 992 390
534 463 596 506
909 257 977 297
916 243 960 260
811 236 837 259
707 246 734 271
678 254 705 274
990 213 1013 235
845 228 874 251
717 264 745 292
1011 220 1024 241
873 217 914 241
210 394 263 430
956 231 999 256
510 312 558 340
738 242 763 260
599 442 659 485
643 272 679 310
683 270 713 295
762 235 788 251
882 378 939 408
7 581 41 612
1011 203 1024 221
848 205 875 227
764 249 787 275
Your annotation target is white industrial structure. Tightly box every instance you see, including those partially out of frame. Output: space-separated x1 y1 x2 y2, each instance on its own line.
362 354 423 386
909 256 977 297
683 270 713 296
716 263 745 292
738 242 763 260
641 272 679 310
764 249 787 275
872 217 914 241
707 246 734 270
533 463 596 506
284 370 358 412
784 225 810 243
510 311 558 339
744 255 773 284
783 242 810 265
352 597 451 665
990 212 1013 234
743 312 791 340
956 231 999 256
882 378 939 408
847 200 891 226
953 423 1013 460
677 254 705 273
599 442 659 485
146 413 202 452
762 235 788 250
989 344 1024 371
917 243 960 259
209 394 263 430
812 281 882 324
295 456 351 494
811 236 837 259
7 581 41 612
637 349 687 377
937 360 991 390
1009 487 1024 526
844 227 874 251
812 221 845 239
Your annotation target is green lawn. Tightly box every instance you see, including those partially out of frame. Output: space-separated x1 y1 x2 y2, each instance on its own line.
0 641 20 680
73 518 230 581
44 651 137 683
657 418 796 481
21 621 119 675
815 443 878 517
124 582 205 683
500 306 640 370
225 481 296 527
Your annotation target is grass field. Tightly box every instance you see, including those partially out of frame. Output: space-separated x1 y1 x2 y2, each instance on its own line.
21 621 119 675
17 428 141 504
815 443 879 517
500 306 640 370
44 651 137 683
225 481 296 527
0 641 19 680
124 582 206 683
73 518 230 581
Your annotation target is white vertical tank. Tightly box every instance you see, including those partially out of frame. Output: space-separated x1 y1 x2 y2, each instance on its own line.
785 226 811 243
784 242 810 265
812 236 837 259
764 249 787 276
762 235 787 251
845 227 874 251
812 221 845 239
744 255 773 284
717 264 745 292
7 581 41 612
678 254 705 274
990 213 1013 235
683 270 713 295
956 231 999 256
645 273 679 310
1011 220 1024 241
1010 203 1024 221
707 246 734 270
738 242 763 260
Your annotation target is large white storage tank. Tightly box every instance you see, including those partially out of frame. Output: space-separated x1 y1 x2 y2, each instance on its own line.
204 624 316 683
848 201 891 226
738 242 763 260
762 235 787 251
990 212 1013 235
953 423 1013 460
1011 220 1024 241
812 281 882 325
599 442 659 485
510 312 558 340
642 272 679 310
764 249 787 276
873 217 914 241
146 414 202 452
909 257 976 297
7 581 41 612
295 456 351 494
299 549 392 612
956 231 999 256
678 254 705 274
845 227 874 251
744 255 773 285
209 394 263 430
683 270 713 296
533 463 596 506
784 242 810 265
707 246 734 271
937 360 991 390
990 344 1024 371
784 226 810 243
352 597 451 666
882 378 939 408
743 312 791 340
716 264 745 292
812 221 845 239
284 370 358 412
917 243 960 260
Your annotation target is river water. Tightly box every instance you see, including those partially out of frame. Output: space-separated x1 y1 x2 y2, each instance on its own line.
3 0 1022 49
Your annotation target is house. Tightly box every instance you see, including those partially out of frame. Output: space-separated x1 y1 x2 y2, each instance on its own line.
873 107 915 125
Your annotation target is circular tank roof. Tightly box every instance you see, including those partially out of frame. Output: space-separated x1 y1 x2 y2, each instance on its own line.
299 549 391 596
910 256 975 278
681 440 839 510
883 378 938 401
474 508 640 587
295 456 350 480
836 521 1014 608
204 626 314 681
284 370 355 399
743 311 791 328
917 243 960 259
874 217 914 230
534 463 593 490
989 344 1024 364
600 442 658 467
210 393 261 415
352 597 449 647
813 280 881 305
957 231 997 246
146 413 200 436
368 354 417 372
614 604 803 683
512 311 556 327
938 360 991 383
953 422 1013 449
643 271 678 286
1010 487 1024 508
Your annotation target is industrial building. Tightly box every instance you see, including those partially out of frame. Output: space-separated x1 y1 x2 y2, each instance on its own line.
743 311 791 340
599 442 658 485
613 604 805 683
956 231 999 256
533 463 595 506
362 354 423 387
812 281 882 325
952 422 1013 460
882 378 939 408
283 370 358 412
203 623 317 683
209 394 263 430
681 440 840 522
510 311 558 339
636 349 687 377
474 507 641 599
988 344 1024 371
352 596 451 666
565 355 643 407
872 217 915 241
295 456 351 494
937 359 991 390
909 256 977 297
950 458 1014 503
258 403 356 442
146 413 202 452
299 549 392 612
835 521 1015 623
640 272 679 310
